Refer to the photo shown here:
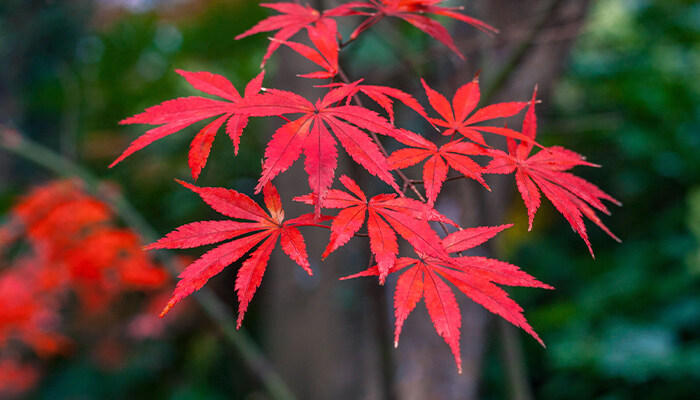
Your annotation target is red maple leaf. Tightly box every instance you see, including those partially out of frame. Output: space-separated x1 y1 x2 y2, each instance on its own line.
232 84 406 215
421 77 535 146
343 224 552 372
388 129 488 205
276 18 339 80
235 2 356 67
147 180 325 327
296 175 456 283
347 0 497 58
485 90 621 255
112 70 264 180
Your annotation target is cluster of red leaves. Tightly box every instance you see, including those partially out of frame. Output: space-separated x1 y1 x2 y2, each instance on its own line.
112 1 619 371
0 180 167 396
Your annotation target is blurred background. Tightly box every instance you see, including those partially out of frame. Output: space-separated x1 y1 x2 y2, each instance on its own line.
0 0 698 399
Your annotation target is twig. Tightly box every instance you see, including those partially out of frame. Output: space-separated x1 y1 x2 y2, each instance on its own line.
0 125 298 400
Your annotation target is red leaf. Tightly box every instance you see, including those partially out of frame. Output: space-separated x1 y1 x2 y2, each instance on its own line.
312 175 452 283
345 0 497 58
280 227 311 275
393 262 423 345
344 226 551 372
304 119 339 216
367 210 399 283
442 224 513 253
113 71 263 178
154 182 322 325
176 70 241 101
232 87 402 205
177 180 268 222
278 19 339 80
188 115 228 181
159 231 269 318
485 89 620 255
235 233 278 327
235 2 339 67
423 268 462 372
322 206 365 259
144 220 261 250
257 117 314 193
421 78 532 145
389 135 488 205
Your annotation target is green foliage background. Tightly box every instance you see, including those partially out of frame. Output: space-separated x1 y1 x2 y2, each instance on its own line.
484 0 700 398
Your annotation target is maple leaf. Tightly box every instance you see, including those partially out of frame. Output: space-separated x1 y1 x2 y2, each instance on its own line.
147 180 325 327
232 84 406 216
236 2 353 67
296 175 456 283
485 89 621 255
343 224 552 372
388 129 489 205
112 70 264 180
421 77 536 146
277 19 339 79
346 0 497 59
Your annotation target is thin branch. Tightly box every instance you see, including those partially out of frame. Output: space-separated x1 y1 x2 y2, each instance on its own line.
0 125 298 400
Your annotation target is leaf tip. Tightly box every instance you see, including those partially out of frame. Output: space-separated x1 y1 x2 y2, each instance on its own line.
175 178 197 192
159 300 175 318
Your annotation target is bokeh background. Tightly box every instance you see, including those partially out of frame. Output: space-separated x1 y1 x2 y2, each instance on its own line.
0 0 698 399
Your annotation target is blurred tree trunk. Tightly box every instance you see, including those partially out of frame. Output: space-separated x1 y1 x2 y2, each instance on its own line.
260 1 590 399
